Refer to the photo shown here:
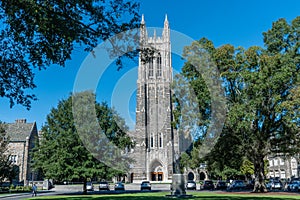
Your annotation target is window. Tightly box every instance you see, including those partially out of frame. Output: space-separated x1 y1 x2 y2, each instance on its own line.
274 159 278 166
269 160 273 167
159 137 162 148
150 137 153 148
291 158 297 168
280 170 286 179
157 53 162 77
9 155 17 164
279 158 284 166
149 57 153 77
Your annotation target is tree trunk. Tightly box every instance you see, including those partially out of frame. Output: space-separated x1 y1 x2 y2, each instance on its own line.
83 178 87 195
253 155 267 193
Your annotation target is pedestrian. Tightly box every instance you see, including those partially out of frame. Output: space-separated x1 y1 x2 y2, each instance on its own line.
32 184 37 197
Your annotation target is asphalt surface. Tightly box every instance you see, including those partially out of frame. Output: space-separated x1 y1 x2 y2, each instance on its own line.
0 183 173 199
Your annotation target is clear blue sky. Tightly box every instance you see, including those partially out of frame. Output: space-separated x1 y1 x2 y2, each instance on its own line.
0 0 299 130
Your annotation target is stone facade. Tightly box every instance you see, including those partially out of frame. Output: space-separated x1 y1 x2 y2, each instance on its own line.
129 15 179 183
267 155 299 180
5 119 39 184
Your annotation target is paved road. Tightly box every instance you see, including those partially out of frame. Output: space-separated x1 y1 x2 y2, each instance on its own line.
0 183 173 199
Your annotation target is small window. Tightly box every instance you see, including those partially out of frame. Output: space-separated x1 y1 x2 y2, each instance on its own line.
157 53 162 77
9 155 17 164
159 137 162 148
150 137 153 148
149 57 154 77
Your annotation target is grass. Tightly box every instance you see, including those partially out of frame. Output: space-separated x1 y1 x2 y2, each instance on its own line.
25 191 300 200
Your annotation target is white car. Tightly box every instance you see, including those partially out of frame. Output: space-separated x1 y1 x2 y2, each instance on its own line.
86 182 94 191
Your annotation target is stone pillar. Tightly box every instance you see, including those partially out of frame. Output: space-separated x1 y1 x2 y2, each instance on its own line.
23 136 30 184
171 174 186 196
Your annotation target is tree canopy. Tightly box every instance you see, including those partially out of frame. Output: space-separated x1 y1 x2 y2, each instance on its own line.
32 91 133 193
0 0 139 109
0 122 15 184
177 16 300 192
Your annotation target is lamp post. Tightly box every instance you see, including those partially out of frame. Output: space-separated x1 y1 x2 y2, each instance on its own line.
31 170 34 186
167 89 191 198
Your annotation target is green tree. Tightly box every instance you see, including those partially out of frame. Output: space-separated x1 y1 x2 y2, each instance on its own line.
32 91 133 194
0 122 13 184
179 16 300 192
0 0 139 109
240 159 254 180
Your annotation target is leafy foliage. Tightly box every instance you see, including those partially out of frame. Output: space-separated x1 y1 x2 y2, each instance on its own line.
0 0 140 109
0 122 14 184
177 16 300 192
32 91 133 193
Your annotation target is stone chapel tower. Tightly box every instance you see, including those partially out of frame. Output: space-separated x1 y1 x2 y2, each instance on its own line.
130 15 179 183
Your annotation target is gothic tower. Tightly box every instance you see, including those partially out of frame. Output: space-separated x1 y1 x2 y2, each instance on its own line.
130 15 179 183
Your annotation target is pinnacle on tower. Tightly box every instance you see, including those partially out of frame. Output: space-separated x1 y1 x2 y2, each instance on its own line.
164 14 169 27
141 14 145 24
163 14 170 40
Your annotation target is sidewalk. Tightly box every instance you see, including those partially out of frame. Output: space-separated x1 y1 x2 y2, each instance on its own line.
0 190 53 199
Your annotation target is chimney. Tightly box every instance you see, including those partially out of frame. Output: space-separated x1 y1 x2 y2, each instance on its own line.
15 119 27 123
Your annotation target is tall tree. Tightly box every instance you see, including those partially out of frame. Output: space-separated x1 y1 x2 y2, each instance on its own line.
178 16 300 192
0 122 13 184
32 91 133 194
0 0 140 109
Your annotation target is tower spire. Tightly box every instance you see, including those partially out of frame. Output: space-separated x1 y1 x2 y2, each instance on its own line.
140 14 147 44
163 14 170 41
164 14 169 28
141 14 145 24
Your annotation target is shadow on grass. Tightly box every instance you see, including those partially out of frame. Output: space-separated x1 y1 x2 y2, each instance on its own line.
28 194 300 200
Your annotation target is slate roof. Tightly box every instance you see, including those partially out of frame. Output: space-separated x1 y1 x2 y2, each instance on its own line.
6 120 35 142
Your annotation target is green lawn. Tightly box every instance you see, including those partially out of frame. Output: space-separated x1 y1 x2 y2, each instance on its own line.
25 192 300 200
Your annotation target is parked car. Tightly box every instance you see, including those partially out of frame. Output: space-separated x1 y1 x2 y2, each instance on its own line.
140 181 151 191
99 181 110 191
290 180 300 192
186 180 197 190
201 180 214 190
86 182 94 191
215 180 227 190
227 180 245 191
267 180 283 191
284 181 293 191
114 182 125 191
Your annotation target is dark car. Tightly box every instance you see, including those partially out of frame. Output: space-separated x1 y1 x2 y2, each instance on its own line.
215 180 227 190
290 180 300 192
227 180 245 191
140 181 151 191
114 182 125 191
186 180 197 190
99 181 110 191
201 180 214 190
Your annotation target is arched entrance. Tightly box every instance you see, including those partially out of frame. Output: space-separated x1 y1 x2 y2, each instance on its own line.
200 172 206 180
150 159 164 181
188 172 195 181
130 173 134 183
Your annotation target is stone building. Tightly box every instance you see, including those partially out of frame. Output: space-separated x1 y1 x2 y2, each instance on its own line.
267 155 298 180
5 119 39 184
129 15 179 183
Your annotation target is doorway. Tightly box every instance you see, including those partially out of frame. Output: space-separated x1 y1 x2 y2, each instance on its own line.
151 172 163 181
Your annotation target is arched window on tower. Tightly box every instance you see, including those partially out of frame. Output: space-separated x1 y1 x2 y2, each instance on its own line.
159 133 163 148
150 136 154 148
157 53 162 78
149 57 154 77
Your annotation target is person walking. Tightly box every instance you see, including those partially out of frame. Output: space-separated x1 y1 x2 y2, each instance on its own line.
32 184 37 197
